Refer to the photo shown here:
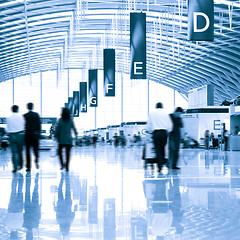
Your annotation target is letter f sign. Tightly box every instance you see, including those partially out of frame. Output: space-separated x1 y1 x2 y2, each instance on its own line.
107 84 113 93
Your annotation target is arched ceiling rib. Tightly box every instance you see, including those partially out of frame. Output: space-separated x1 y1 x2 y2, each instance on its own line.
0 0 240 105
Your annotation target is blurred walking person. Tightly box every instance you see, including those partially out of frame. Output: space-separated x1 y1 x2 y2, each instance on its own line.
204 130 210 150
7 105 25 173
169 107 184 169
54 108 78 171
147 102 172 173
24 102 41 171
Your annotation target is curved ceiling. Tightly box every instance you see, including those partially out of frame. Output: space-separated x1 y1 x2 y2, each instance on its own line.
0 0 240 104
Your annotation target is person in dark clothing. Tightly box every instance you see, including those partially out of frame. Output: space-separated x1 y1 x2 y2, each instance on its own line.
223 130 229 151
54 108 77 171
120 134 126 147
92 134 98 148
23 102 41 171
169 107 184 169
233 126 240 136
113 133 119 147
204 130 210 150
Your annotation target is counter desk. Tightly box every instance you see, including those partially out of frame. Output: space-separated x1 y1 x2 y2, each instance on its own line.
230 135 240 151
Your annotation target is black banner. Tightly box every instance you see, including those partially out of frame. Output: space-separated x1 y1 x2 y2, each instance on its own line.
104 49 115 96
130 12 146 79
68 97 74 114
73 91 80 117
89 69 98 107
80 82 87 113
188 0 214 41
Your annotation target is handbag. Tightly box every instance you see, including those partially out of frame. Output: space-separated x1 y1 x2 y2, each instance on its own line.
50 146 57 157
145 140 157 160
50 140 58 158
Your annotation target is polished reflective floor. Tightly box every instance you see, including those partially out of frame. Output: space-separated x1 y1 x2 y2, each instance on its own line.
0 144 240 240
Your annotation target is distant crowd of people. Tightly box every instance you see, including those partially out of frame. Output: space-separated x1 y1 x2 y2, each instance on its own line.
75 132 142 148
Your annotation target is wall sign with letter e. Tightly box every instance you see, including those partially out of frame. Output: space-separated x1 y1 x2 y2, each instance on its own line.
130 12 146 79
104 49 115 96
188 0 214 41
89 69 98 107
80 82 87 113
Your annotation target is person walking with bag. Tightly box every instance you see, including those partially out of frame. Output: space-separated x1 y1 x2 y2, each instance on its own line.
54 108 77 171
147 102 172 173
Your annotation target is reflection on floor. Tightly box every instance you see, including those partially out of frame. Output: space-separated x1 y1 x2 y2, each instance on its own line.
0 145 240 239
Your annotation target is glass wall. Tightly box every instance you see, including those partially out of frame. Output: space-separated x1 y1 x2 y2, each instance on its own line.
0 80 12 117
0 69 188 131
14 73 41 115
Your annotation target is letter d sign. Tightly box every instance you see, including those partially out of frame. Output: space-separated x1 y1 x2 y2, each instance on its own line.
193 12 209 32
188 0 214 41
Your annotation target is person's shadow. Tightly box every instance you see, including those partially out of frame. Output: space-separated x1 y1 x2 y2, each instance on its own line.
143 175 173 238
6 173 24 239
143 172 184 238
22 172 41 240
55 172 75 237
169 171 184 235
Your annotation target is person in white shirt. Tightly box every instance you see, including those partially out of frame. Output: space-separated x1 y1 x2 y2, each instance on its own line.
147 102 173 172
6 105 25 173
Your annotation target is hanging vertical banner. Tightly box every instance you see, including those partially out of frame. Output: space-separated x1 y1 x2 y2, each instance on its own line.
80 82 87 113
68 97 74 115
130 12 146 79
73 91 80 117
89 69 98 107
104 49 115 96
188 0 214 41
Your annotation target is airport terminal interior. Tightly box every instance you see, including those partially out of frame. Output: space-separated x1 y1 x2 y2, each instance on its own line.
1 0 240 239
